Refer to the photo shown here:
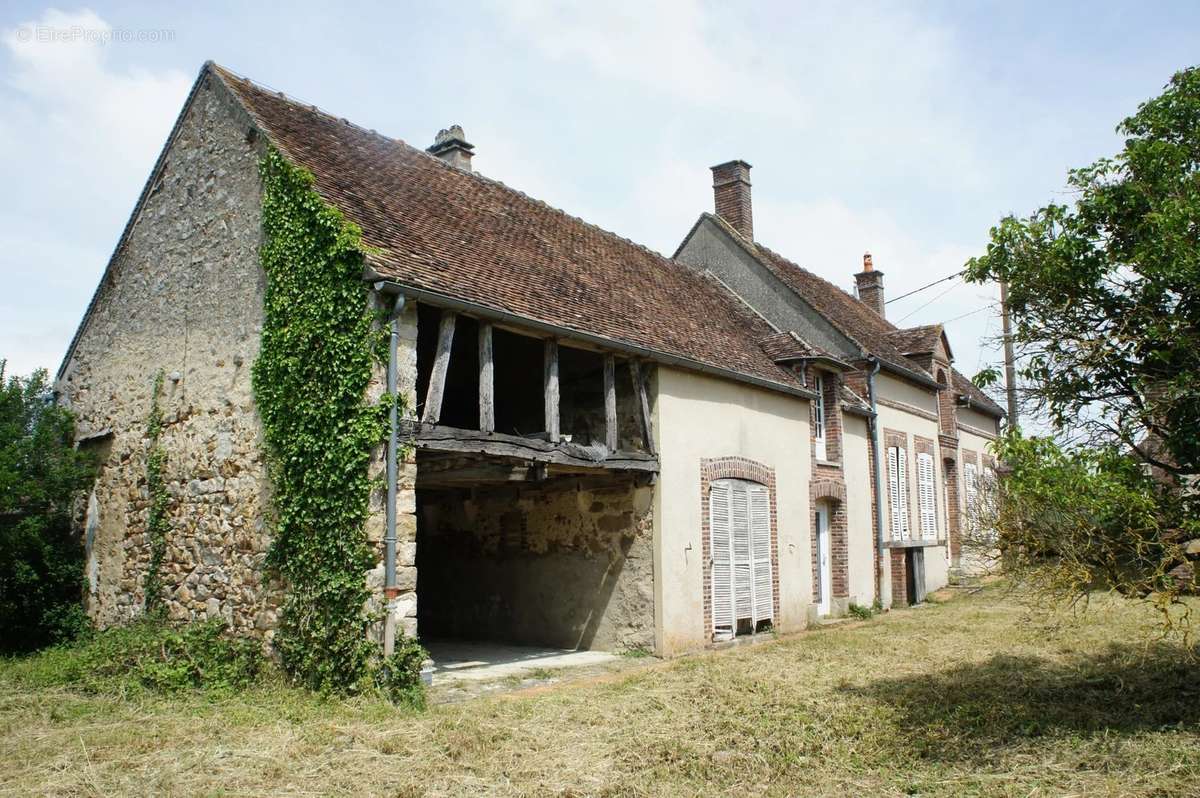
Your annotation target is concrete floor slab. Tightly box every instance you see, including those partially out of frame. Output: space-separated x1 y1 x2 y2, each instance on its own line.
425 640 619 685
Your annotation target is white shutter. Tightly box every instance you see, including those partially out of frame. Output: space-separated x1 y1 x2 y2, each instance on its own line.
731 482 753 622
709 481 734 634
964 462 979 535
887 447 902 541
749 485 773 625
897 447 911 540
917 452 937 540
813 375 826 460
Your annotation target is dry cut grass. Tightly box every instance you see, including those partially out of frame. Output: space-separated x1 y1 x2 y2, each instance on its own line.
2 585 1199 797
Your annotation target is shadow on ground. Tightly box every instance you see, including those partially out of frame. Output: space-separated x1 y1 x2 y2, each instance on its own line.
847 642 1200 760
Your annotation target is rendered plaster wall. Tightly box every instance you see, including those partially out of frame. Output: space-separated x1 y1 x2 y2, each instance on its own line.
875 399 951 602
416 479 655 652
56 76 278 635
842 414 877 605
654 366 813 656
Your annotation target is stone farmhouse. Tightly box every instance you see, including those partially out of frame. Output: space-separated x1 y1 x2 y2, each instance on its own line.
57 62 1003 659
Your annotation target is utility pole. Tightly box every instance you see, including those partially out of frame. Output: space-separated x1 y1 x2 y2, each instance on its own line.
999 279 1019 429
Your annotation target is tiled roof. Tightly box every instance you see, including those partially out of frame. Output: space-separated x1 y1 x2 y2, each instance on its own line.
695 214 1005 417
210 64 805 395
887 324 944 355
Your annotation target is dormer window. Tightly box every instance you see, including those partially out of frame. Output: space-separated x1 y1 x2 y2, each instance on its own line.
814 373 826 460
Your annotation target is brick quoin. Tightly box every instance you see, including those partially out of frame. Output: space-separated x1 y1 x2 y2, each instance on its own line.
699 457 780 640
890 548 908 606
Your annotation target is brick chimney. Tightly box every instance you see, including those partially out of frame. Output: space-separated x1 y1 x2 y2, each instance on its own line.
855 252 885 317
711 160 753 241
428 125 474 171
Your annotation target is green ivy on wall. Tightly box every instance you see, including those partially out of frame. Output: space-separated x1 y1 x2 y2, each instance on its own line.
142 370 170 615
252 148 392 692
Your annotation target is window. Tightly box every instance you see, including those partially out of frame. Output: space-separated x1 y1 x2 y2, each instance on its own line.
887 445 911 541
964 461 979 535
813 374 826 461
709 478 773 638
917 452 937 540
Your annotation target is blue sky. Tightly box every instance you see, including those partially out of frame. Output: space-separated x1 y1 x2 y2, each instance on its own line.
2 2 1197 385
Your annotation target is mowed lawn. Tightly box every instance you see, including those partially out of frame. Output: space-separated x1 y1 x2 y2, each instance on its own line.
2 586 1199 797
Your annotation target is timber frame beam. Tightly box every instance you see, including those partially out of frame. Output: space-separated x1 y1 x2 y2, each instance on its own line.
406 421 659 473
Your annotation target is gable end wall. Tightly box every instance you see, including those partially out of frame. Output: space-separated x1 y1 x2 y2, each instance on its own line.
57 75 277 634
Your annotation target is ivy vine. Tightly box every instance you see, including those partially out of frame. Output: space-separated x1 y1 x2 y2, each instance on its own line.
252 148 394 692
142 370 169 615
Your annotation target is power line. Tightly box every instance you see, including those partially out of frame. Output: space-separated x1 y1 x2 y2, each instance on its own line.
884 270 964 305
895 280 962 324
942 304 994 325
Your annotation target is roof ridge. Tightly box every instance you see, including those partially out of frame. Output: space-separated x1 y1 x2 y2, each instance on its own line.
212 62 681 269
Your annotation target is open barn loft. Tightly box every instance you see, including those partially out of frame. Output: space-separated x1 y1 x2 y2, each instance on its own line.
409 304 659 652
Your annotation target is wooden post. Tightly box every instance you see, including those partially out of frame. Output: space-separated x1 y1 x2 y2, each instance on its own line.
544 339 560 442
630 360 655 455
604 354 618 452
479 321 494 433
422 310 456 425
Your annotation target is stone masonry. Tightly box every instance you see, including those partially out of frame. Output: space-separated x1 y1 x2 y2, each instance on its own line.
58 74 280 636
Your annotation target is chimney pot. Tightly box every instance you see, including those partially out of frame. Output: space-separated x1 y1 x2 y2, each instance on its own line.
710 160 753 241
428 125 474 171
855 252 885 317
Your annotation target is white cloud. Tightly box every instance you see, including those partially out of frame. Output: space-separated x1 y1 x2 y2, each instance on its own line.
492 0 802 116
0 8 190 376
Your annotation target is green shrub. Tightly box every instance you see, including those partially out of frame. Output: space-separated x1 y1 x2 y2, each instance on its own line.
2 618 264 694
372 633 428 708
0 364 97 653
848 603 875 620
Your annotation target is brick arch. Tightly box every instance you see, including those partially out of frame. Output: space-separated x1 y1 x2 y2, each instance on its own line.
699 457 780 639
809 478 850 604
810 478 846 503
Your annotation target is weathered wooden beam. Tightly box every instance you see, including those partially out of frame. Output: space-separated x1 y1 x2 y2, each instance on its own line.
422 310 457 425
414 425 659 472
479 321 494 433
544 338 560 442
604 354 618 452
629 360 656 455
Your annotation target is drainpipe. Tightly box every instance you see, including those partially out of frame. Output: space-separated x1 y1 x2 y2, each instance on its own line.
865 356 886 606
383 291 405 657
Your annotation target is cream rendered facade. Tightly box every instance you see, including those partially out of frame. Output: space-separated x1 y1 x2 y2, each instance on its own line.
874 372 953 602
652 366 814 655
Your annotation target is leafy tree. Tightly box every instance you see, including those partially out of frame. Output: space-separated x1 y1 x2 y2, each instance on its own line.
0 363 96 652
965 66 1200 617
966 66 1200 473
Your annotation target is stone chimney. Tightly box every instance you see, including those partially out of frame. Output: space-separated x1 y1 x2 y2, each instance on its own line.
855 252 885 317
711 160 753 241
428 125 474 171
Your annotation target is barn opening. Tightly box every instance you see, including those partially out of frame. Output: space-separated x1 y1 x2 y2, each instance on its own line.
411 306 658 654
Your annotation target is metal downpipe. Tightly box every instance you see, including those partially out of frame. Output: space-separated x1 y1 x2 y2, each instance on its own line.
383 292 404 657
865 357 886 606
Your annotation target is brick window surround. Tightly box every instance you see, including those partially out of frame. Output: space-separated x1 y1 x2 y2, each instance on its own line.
913 435 940 543
700 457 781 640
883 428 912 540
808 367 844 465
810 479 849 602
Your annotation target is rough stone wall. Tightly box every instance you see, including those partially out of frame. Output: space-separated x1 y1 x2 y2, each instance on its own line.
417 478 655 651
57 75 277 635
364 298 421 640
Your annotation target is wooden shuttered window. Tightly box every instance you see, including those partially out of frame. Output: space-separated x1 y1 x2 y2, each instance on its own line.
813 374 826 461
709 478 774 636
709 481 734 634
964 461 980 535
749 484 773 624
917 451 937 540
887 446 911 541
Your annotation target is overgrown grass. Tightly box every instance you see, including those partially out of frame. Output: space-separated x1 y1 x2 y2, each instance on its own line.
2 619 264 696
2 586 1198 796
